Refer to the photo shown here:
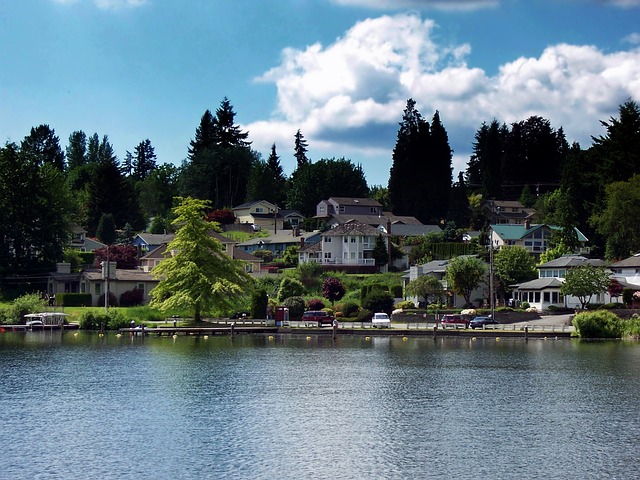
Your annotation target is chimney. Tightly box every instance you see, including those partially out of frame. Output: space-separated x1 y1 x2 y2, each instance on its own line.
525 219 531 229
300 237 305 248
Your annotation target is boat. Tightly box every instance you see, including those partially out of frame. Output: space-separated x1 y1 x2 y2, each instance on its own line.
24 312 70 329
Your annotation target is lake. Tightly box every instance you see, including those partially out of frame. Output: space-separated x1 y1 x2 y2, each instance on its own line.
1 331 639 479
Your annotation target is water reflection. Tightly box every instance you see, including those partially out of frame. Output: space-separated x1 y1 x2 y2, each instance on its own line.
1 332 639 479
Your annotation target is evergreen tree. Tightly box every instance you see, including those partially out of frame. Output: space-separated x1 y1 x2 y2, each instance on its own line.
294 129 309 167
188 110 217 160
266 143 287 206
372 234 389 268
149 197 254 321
133 139 157 181
96 213 117 245
138 164 179 218
468 119 507 198
213 97 251 149
427 110 453 223
447 172 471 228
20 125 65 171
66 131 87 170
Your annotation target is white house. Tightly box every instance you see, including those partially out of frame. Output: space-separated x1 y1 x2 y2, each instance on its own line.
512 255 610 311
490 222 589 256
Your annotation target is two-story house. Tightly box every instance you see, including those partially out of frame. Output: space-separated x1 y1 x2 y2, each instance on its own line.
298 223 387 271
315 197 423 229
482 200 535 225
490 222 589 256
232 200 305 233
69 225 106 252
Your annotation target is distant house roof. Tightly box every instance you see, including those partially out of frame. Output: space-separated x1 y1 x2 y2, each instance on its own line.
491 224 588 243
237 230 320 247
513 278 564 290
538 255 607 269
325 214 423 226
233 200 277 210
232 247 262 263
134 233 175 247
387 224 442 236
610 254 640 269
329 197 382 207
83 269 157 282
323 223 382 237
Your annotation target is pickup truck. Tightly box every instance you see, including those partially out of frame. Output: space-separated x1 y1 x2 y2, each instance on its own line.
302 310 334 327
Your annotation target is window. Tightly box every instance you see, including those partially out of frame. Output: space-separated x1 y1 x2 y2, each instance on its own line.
552 292 559 303
351 237 356 243
324 237 332 243
255 207 264 213
319 206 325 213
344 237 348 243
543 292 550 302
95 283 101 295
138 283 145 294
324 252 332 259
534 292 541 302
339 205 345 213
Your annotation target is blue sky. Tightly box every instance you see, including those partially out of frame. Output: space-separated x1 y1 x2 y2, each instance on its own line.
1 0 639 187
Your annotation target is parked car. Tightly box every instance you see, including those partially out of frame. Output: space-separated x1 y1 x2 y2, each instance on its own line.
469 316 499 329
372 312 391 328
302 310 334 327
440 314 469 328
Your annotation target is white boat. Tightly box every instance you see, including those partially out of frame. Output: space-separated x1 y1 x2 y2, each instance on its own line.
24 312 69 328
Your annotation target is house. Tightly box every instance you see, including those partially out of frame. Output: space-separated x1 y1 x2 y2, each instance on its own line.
511 255 610 311
46 262 158 306
609 254 640 290
316 197 383 217
236 230 321 257
298 223 386 270
482 200 535 225
490 222 589 256
232 200 305 232
132 233 175 253
402 257 487 309
69 225 106 252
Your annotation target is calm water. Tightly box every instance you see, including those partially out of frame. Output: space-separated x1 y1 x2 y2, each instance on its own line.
1 331 639 480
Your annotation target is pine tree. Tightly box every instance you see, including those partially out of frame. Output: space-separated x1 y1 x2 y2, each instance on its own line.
20 125 65 171
212 97 251 149
447 172 471 228
133 139 157 181
66 131 87 171
426 110 453 223
294 129 309 167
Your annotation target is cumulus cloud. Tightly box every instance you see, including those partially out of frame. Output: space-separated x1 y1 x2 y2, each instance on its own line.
331 0 498 11
52 0 147 9
246 13 640 181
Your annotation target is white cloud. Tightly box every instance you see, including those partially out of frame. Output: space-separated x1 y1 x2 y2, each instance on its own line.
623 32 640 44
331 0 498 11
246 13 640 183
52 0 147 9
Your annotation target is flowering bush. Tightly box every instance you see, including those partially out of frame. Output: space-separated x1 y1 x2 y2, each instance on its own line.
461 308 476 316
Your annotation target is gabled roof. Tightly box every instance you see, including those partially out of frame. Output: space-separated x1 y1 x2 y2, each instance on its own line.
491 224 588 242
323 214 423 225
610 254 640 269
327 197 382 207
232 200 277 210
514 277 564 290
387 224 442 236
237 230 320 246
83 269 158 282
538 255 606 269
323 223 382 237
135 233 175 246
232 247 262 262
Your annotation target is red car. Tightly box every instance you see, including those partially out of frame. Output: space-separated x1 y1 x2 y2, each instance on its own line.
440 314 469 328
302 310 334 327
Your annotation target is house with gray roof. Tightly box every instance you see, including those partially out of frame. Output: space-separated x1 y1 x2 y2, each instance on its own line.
490 223 589 256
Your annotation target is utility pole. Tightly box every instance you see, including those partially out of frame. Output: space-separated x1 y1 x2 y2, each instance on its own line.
489 229 496 319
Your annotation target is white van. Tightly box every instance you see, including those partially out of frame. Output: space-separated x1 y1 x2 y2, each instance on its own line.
372 312 391 328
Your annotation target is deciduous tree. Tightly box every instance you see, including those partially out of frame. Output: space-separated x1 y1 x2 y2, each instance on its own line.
446 256 486 307
405 275 444 305
561 265 611 310
322 277 346 306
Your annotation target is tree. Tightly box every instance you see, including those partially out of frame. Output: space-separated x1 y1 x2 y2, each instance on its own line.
467 119 507 198
493 246 537 297
94 244 138 270
149 197 254 321
591 174 640 260
212 97 251 149
405 275 444 305
561 265 611 310
20 125 65 171
447 172 471 228
277 277 305 302
286 157 369 216
245 144 287 206
0 143 73 283
446 256 486 307
132 139 157 181
96 213 117 245
322 277 346 306
608 278 623 303
294 129 309 167
372 234 388 269
138 163 179 218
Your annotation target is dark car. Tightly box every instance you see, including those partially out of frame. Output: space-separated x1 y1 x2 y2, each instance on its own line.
302 310 334 327
469 316 499 329
440 314 469 328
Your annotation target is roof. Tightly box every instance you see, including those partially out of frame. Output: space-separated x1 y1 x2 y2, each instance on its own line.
323 223 382 237
232 200 277 210
135 233 175 246
232 247 262 262
491 224 588 242
514 277 564 290
326 197 382 207
538 255 607 269
299 241 322 253
237 230 320 247
388 224 442 236
610 254 640 269
322 214 423 225
83 269 158 282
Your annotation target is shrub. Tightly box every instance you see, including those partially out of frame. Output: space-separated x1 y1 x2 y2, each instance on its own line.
97 291 118 308
335 300 359 318
5 293 45 324
520 302 530 309
307 298 326 310
277 278 305 302
57 293 92 307
356 308 373 322
572 310 622 338
251 289 268 319
621 317 640 339
282 296 305 320
120 289 144 307
78 310 135 330
394 300 415 310
362 290 394 314
391 285 403 298
622 288 634 306
601 302 624 310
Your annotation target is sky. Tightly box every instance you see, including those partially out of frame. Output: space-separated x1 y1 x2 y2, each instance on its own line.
1 0 639 187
